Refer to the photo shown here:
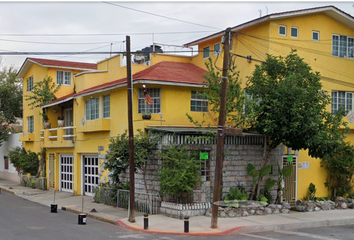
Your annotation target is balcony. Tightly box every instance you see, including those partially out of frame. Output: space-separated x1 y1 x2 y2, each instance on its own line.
41 126 76 148
20 133 35 142
76 118 110 133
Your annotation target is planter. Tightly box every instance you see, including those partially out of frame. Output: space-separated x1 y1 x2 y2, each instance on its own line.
57 120 64 127
44 122 51 129
142 114 151 120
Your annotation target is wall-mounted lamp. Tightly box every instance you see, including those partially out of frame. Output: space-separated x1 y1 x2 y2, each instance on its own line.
247 55 252 63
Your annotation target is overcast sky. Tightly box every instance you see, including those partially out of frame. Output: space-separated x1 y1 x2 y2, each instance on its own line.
0 1 353 70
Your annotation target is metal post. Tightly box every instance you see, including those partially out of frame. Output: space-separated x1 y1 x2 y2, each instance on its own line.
144 214 149 230
184 216 189 233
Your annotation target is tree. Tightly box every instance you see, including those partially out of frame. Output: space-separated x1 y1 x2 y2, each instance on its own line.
245 50 347 196
321 142 354 198
187 57 245 129
158 145 201 203
104 130 161 193
0 64 23 146
25 76 60 120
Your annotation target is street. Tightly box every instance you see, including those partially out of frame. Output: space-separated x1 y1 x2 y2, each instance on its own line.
1 191 354 240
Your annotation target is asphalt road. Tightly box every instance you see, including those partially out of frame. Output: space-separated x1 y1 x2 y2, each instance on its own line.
1 191 354 240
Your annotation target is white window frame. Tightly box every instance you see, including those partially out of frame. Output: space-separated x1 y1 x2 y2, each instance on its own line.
85 98 99 120
103 95 110 118
213 43 221 56
27 116 34 133
138 88 161 114
291 27 298 38
331 91 353 114
312 31 319 41
279 25 287 36
332 34 354 59
56 70 72 86
203 46 210 59
191 90 208 112
27 76 33 92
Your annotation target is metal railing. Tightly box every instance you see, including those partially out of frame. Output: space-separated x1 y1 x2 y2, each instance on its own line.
117 190 160 215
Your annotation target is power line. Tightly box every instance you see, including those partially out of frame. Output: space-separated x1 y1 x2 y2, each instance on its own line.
0 31 214 37
0 38 124 45
103 2 222 31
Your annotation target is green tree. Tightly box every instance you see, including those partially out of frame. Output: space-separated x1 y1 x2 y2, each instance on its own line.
8 146 23 172
25 76 60 121
245 50 347 196
104 130 161 193
187 57 245 129
158 145 201 203
321 142 354 198
0 65 22 146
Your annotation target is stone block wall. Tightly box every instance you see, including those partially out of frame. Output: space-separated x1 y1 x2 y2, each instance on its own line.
119 134 285 211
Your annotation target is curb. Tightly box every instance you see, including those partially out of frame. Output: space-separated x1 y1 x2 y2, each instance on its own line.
61 206 118 225
0 186 19 195
117 220 243 236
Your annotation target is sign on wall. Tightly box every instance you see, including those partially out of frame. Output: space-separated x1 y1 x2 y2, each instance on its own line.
298 162 310 169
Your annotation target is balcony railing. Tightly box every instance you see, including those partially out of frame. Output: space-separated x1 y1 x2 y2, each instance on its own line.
40 126 76 148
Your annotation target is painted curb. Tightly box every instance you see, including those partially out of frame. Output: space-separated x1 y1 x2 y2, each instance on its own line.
116 219 243 236
62 206 118 225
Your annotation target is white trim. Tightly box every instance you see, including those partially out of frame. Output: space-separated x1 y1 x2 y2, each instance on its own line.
74 70 107 77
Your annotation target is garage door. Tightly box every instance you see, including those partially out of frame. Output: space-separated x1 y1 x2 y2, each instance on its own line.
60 155 73 193
83 155 99 196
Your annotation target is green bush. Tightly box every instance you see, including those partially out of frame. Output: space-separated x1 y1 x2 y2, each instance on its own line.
20 150 39 176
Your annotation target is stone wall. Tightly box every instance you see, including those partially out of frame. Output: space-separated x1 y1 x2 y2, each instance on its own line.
119 134 285 209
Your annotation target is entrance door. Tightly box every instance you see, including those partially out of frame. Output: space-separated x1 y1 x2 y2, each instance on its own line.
83 155 99 196
60 155 73 193
64 108 73 139
282 156 298 206
48 153 55 189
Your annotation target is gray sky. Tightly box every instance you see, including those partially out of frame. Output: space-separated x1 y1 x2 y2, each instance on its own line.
0 1 353 69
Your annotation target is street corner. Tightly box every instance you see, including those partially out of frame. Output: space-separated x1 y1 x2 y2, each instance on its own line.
0 186 19 195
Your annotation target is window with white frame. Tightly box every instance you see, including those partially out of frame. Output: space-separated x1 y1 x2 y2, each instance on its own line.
331 91 353 114
103 95 110 118
56 70 71 85
85 98 99 120
203 46 210 59
27 116 34 133
213 43 221 56
332 34 354 58
138 88 160 114
191 90 208 112
279 25 286 36
291 27 298 38
27 76 33 92
312 31 319 41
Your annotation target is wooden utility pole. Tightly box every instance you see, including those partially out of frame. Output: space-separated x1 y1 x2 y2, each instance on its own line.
211 28 231 229
126 35 135 223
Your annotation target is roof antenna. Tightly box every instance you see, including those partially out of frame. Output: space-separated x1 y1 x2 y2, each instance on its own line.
265 6 268 15
259 9 262 17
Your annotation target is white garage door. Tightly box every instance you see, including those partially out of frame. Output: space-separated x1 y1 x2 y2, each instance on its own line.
60 155 73 193
83 155 99 196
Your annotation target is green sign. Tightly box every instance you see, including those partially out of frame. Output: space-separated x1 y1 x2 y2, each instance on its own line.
287 155 294 162
200 152 209 160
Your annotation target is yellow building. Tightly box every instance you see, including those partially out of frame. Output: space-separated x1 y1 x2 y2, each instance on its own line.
19 5 354 202
185 5 354 200
19 53 213 196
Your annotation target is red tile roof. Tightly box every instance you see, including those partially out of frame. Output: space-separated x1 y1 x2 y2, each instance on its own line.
42 61 208 108
28 58 97 70
76 61 208 97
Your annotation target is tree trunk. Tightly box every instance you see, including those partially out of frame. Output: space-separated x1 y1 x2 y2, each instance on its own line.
256 135 270 197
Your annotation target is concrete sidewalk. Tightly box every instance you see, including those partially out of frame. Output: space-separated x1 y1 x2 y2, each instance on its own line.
1 178 354 235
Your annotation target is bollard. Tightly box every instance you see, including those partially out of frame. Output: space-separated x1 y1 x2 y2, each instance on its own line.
184 216 189 233
50 204 58 213
78 213 87 225
144 214 149 230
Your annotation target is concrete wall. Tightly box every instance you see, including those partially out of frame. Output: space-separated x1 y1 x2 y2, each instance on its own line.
0 133 22 182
